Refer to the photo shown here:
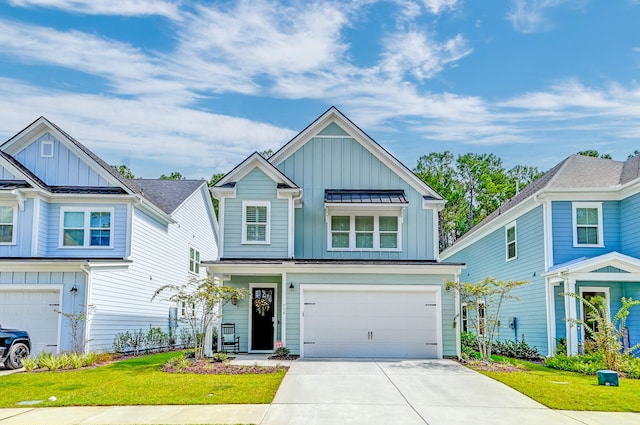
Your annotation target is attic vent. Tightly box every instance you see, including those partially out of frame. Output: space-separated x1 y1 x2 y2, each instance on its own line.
41 140 54 158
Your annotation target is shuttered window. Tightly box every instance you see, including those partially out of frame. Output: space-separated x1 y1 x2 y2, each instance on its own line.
242 201 270 244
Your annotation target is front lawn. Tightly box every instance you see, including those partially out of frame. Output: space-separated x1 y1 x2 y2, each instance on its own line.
0 352 286 407
469 358 640 412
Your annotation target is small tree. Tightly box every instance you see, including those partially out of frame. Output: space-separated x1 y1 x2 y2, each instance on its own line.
54 305 95 354
152 277 248 359
562 293 640 370
446 277 529 361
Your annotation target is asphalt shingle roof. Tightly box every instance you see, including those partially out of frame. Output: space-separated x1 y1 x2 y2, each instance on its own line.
132 179 206 214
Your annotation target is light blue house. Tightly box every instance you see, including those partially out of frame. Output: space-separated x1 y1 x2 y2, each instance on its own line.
441 154 640 357
0 117 218 355
207 107 464 358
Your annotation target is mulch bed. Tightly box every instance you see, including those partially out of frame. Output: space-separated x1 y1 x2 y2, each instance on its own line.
268 355 299 360
162 360 288 375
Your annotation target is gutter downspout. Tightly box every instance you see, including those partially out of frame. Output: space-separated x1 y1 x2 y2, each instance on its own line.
80 263 93 354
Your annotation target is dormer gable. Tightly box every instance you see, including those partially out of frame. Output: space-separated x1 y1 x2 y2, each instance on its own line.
212 152 302 204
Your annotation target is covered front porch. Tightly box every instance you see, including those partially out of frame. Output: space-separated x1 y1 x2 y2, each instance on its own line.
545 252 640 356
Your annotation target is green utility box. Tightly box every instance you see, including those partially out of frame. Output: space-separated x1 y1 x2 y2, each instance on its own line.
597 370 619 386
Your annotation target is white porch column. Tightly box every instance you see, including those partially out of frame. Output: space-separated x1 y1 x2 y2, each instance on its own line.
281 272 287 347
564 278 579 355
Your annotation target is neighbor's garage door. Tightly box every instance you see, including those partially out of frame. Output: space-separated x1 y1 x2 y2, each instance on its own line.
0 289 60 355
302 287 440 358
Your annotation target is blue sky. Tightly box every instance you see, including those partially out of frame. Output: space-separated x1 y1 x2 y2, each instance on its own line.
1 0 639 179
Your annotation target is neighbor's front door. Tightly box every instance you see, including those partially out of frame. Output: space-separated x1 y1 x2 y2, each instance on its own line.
251 287 275 351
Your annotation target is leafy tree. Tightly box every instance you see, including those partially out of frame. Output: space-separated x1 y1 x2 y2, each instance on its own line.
160 171 185 180
414 151 466 249
446 277 529 361
208 172 225 217
152 277 249 359
628 150 640 159
561 293 640 370
506 165 543 195
112 164 135 179
578 150 612 159
260 149 274 158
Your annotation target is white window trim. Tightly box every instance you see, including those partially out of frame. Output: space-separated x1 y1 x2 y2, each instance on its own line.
326 211 403 252
189 246 201 275
0 204 17 245
241 201 271 245
41 140 54 158
572 202 604 248
461 300 486 337
578 286 610 348
505 221 517 262
59 207 114 249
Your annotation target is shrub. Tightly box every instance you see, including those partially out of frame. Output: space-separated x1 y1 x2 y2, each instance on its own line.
460 331 477 359
491 335 540 360
20 356 39 371
68 353 85 369
273 346 291 357
554 337 567 356
38 352 62 371
58 353 72 369
163 354 192 372
82 352 98 367
211 352 228 363
179 327 194 349
112 331 131 353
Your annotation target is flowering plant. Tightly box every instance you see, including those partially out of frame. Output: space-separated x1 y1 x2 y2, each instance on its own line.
254 298 271 316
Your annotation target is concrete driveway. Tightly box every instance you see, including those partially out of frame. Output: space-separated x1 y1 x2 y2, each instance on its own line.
262 358 638 425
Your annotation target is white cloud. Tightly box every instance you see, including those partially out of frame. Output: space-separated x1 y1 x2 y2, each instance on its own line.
7 0 181 20
506 0 567 33
421 0 459 14
0 78 296 178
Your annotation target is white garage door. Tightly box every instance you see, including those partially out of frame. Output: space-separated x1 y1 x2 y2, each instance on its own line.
302 287 440 358
0 289 60 355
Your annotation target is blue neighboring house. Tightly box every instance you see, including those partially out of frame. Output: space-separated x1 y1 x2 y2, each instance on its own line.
207 107 464 359
0 117 218 355
441 154 640 357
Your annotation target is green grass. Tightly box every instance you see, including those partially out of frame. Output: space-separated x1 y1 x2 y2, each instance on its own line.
0 352 286 407
470 358 640 412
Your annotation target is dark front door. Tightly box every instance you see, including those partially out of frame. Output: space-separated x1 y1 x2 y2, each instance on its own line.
251 287 275 351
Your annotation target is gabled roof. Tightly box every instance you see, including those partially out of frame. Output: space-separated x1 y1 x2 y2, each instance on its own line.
268 107 443 201
213 151 299 190
133 179 208 214
441 154 640 258
545 252 640 276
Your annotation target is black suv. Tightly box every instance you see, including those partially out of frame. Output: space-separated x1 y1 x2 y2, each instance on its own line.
0 325 31 369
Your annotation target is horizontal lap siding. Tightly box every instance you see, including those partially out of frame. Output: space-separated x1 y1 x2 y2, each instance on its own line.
14 133 112 186
621 193 640 257
448 206 549 354
277 136 436 260
45 203 127 258
285 273 455 356
222 276 282 353
88 189 217 351
0 198 33 257
0 271 86 351
552 201 621 267
223 168 289 258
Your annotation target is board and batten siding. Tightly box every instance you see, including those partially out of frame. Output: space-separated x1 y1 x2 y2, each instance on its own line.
283 272 456 356
552 200 621 267
621 193 640 258
0 198 34 257
0 164 18 179
223 167 289 258
36 199 49 257
276 135 436 260
447 206 549 353
0 271 86 352
88 187 217 351
44 203 128 258
14 133 113 187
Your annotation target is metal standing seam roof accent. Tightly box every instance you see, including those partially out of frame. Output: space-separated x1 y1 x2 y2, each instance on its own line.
324 189 408 204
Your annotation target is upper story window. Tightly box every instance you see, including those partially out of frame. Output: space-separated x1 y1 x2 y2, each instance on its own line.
189 247 200 274
329 214 400 251
505 221 517 261
41 140 54 158
0 205 16 245
242 201 270 244
60 208 113 248
573 202 603 247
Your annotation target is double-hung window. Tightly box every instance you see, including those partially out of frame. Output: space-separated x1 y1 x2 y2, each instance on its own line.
242 201 270 244
505 221 517 261
61 208 113 248
329 214 401 251
573 202 603 247
0 205 16 245
189 247 200 274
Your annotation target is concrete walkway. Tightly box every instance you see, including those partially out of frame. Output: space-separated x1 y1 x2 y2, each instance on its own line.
1 358 638 424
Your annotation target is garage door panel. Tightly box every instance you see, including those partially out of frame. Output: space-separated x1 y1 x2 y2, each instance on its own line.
303 288 440 358
0 290 60 356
